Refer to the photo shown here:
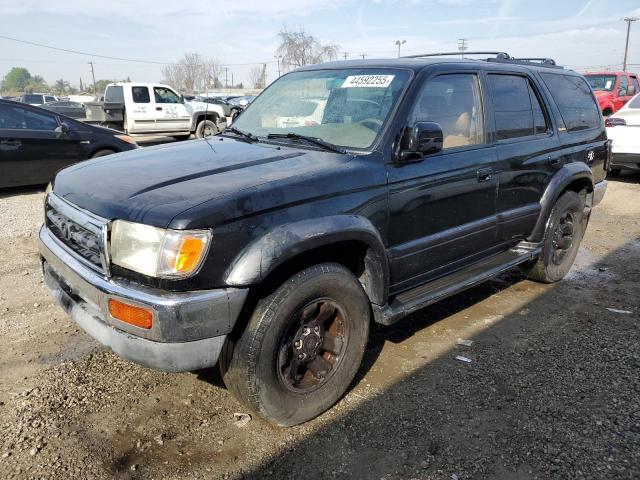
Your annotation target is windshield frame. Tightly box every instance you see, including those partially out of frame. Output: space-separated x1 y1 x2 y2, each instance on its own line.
233 66 415 153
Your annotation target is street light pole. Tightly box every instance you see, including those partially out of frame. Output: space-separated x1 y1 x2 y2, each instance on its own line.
622 17 638 72
274 55 282 77
88 61 96 96
395 40 406 58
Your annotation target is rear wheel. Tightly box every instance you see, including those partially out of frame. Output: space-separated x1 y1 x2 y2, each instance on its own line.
90 149 116 158
195 119 218 138
520 191 585 283
220 263 370 426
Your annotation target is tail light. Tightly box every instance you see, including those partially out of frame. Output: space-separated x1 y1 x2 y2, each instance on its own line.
604 139 613 171
605 117 626 127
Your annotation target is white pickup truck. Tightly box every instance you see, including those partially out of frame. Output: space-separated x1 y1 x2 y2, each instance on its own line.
84 82 226 139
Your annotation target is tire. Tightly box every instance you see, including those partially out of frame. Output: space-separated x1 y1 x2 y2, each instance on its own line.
195 119 218 138
173 134 191 141
220 263 370 426
90 149 116 158
520 191 585 283
608 168 621 177
603 108 613 117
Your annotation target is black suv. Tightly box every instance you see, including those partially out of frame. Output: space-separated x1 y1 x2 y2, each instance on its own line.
39 53 608 426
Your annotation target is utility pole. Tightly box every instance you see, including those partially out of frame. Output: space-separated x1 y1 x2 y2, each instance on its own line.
225 67 228 88
360 53 367 59
231 72 234 88
458 38 468 59
622 17 638 72
395 40 406 58
274 55 282 77
343 52 349 60
88 61 96 96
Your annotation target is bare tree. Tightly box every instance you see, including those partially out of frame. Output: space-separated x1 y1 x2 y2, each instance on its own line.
249 64 267 89
276 28 338 70
161 53 221 93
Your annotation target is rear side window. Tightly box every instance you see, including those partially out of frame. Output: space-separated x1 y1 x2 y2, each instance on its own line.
132 86 150 103
489 74 548 140
541 74 601 132
105 86 125 103
618 76 629 96
631 76 640 94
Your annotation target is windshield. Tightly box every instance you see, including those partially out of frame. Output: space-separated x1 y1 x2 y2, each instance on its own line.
584 75 617 92
232 68 410 149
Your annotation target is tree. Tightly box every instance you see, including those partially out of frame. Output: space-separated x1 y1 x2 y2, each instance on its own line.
2 67 32 91
276 28 338 70
249 64 266 89
161 53 221 93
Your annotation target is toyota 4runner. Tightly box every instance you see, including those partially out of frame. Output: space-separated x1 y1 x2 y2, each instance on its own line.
40 52 609 426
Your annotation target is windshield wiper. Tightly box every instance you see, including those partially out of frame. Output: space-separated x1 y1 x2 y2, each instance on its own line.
222 126 258 143
266 132 347 154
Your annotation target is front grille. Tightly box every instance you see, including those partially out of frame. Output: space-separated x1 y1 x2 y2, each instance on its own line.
45 194 109 275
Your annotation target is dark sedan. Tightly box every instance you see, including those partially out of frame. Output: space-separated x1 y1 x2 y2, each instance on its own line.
42 100 87 119
0 99 137 188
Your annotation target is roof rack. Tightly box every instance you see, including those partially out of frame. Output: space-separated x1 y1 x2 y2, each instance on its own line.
402 51 563 69
404 51 511 59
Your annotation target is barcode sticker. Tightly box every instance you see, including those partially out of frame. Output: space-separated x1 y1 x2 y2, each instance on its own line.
341 75 395 88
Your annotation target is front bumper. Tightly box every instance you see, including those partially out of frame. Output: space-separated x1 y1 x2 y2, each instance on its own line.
611 153 640 171
39 226 248 372
592 180 607 207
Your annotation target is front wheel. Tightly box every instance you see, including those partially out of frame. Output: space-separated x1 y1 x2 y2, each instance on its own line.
520 191 585 283
220 263 370 426
195 119 218 138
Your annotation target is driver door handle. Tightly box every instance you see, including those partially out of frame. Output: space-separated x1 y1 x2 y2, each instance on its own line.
0 139 21 147
477 167 493 183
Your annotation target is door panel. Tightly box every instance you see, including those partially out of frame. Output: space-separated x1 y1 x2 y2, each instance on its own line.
0 105 82 187
386 71 499 292
387 147 499 291
152 87 191 132
127 86 156 133
488 73 559 244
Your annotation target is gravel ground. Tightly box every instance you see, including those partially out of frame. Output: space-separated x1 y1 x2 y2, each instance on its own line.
0 175 638 480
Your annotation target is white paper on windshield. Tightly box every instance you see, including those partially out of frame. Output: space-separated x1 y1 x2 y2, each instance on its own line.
605 80 613 89
341 75 395 88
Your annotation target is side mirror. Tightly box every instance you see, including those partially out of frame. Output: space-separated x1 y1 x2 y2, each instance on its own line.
54 122 70 137
398 121 443 162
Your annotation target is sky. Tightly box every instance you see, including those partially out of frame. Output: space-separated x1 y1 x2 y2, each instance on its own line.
0 0 639 91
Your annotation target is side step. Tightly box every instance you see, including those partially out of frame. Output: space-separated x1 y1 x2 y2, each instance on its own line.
373 243 541 326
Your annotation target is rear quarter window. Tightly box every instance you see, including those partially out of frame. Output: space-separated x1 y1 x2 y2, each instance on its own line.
541 73 601 132
105 86 125 103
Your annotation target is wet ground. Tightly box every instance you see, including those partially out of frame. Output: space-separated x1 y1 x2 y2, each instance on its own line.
0 175 638 479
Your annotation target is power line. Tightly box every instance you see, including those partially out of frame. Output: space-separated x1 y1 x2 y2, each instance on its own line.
0 34 275 67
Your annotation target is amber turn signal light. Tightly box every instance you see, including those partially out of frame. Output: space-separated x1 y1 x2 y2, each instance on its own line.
108 299 153 329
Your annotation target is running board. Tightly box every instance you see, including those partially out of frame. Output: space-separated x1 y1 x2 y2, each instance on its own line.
373 244 541 326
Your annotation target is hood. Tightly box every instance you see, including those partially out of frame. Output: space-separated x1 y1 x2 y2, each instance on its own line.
593 90 612 100
53 138 360 228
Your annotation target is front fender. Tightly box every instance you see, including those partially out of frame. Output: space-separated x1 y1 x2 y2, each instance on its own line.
526 162 593 242
224 215 389 305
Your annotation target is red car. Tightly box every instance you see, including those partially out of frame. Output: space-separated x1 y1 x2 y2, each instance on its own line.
583 71 639 116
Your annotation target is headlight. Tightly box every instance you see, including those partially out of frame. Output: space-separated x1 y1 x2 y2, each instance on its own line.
110 220 211 278
114 134 137 146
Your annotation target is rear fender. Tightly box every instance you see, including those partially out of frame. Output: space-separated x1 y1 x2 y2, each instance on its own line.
526 162 593 242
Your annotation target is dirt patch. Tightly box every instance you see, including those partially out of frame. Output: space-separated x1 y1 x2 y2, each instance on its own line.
0 177 639 479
